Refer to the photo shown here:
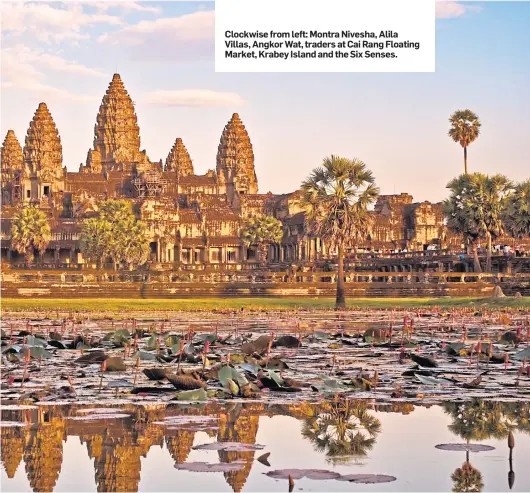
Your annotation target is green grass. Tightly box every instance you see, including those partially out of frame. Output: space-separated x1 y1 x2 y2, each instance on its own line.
2 296 529 316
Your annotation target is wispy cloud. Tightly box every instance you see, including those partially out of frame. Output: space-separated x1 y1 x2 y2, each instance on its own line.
436 1 482 19
93 2 162 14
141 89 244 107
1 45 100 102
98 10 214 61
0 3 123 43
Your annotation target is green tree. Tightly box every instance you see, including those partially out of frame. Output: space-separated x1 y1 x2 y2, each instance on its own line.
503 179 530 240
79 218 112 268
10 206 51 265
443 173 512 273
240 215 283 266
300 156 379 309
448 109 481 175
79 199 149 270
451 461 484 492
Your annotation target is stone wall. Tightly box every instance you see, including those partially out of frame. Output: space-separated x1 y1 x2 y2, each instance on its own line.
2 278 529 299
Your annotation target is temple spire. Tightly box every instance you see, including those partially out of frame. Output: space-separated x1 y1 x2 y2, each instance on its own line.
216 113 258 202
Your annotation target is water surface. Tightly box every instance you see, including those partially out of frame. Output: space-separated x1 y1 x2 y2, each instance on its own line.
1 400 528 492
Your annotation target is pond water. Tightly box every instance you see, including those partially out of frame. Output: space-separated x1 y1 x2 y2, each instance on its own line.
1 400 528 492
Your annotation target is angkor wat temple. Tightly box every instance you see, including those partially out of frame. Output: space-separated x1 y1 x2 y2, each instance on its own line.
0 73 471 268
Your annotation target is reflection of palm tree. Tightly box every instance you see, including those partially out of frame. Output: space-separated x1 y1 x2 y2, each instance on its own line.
443 399 516 441
451 461 484 492
301 397 381 464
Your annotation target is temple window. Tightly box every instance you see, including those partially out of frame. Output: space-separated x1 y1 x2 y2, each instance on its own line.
26 190 31 199
211 249 220 262
43 186 50 196
227 250 236 262
194 250 200 263
247 249 256 260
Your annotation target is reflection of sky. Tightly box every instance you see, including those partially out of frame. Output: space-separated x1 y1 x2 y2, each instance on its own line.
2 405 529 492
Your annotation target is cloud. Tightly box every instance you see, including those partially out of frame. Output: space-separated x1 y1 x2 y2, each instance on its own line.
436 1 482 19
4 44 106 77
1 45 100 102
141 89 245 107
98 10 214 61
0 3 123 43
93 2 162 14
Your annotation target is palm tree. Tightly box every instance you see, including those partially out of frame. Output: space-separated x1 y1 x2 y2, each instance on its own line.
80 217 111 268
451 461 484 492
448 110 481 175
443 173 512 273
300 156 379 309
10 206 51 265
240 215 283 266
301 397 381 464
503 180 530 240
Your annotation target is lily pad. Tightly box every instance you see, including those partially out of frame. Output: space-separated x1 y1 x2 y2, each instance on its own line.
435 443 495 452
174 462 245 472
133 350 156 361
68 413 131 420
337 474 397 484
193 442 265 452
174 388 208 402
266 469 341 480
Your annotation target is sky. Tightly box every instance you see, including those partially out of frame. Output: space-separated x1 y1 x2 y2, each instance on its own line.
1 1 529 203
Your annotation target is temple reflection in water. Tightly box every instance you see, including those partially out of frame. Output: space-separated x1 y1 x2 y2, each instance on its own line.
1 400 528 493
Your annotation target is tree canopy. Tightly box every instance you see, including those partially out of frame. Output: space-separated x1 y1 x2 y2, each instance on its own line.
241 215 283 265
300 155 379 308
80 199 149 269
10 205 52 264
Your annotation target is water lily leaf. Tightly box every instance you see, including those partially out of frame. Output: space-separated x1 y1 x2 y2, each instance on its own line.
133 350 156 361
313 331 329 341
415 374 453 386
174 462 244 472
239 362 261 376
145 334 158 350
266 469 341 480
26 335 47 347
76 342 92 350
112 329 131 343
183 342 196 356
21 346 52 359
165 335 180 347
446 342 465 355
225 378 240 396
196 333 217 344
435 443 495 452
513 347 530 360
107 379 133 388
337 474 397 484
219 366 236 384
194 442 265 452
267 370 284 387
175 388 208 401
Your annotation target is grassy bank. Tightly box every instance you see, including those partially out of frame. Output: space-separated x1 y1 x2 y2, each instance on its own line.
2 296 529 316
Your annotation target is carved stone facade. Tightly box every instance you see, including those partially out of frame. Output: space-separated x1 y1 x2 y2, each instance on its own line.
0 73 464 268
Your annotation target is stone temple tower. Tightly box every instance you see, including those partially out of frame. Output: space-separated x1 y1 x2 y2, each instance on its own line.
84 73 151 173
1 130 24 204
23 103 64 201
216 113 258 202
165 138 194 176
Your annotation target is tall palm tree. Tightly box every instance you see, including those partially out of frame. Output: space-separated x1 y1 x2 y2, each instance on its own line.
443 173 512 273
448 110 481 175
503 179 530 240
451 461 484 492
300 156 379 309
240 215 283 266
10 206 51 265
